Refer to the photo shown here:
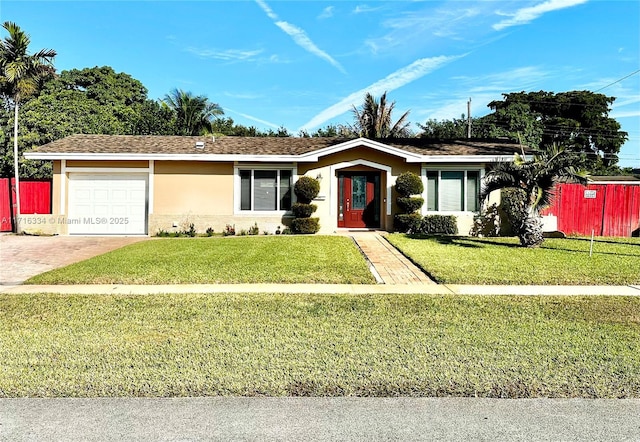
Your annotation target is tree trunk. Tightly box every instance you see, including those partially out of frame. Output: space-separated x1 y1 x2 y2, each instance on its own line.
518 212 544 247
13 102 21 234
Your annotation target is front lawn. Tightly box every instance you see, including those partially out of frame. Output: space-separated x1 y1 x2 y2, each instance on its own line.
26 236 375 285
386 235 640 285
1 293 638 398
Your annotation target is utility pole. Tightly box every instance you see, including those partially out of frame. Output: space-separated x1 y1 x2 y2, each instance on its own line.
467 98 472 139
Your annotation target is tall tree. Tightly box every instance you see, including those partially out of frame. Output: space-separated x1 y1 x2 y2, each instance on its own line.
350 92 411 138
162 88 223 136
0 21 56 232
480 144 588 247
484 91 627 172
11 66 158 178
418 115 492 139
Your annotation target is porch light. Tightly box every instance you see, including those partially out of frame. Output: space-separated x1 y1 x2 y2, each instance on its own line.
316 173 323 182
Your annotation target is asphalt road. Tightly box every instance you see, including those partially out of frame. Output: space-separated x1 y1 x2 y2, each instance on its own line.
2 398 639 441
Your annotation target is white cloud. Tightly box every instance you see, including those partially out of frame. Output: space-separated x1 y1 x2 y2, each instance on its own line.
186 47 263 61
275 21 346 73
493 0 588 31
255 0 346 73
363 3 490 55
353 4 382 14
299 54 466 131
223 107 281 129
318 6 334 19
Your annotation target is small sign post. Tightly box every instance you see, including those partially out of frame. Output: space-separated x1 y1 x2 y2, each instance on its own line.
584 189 597 199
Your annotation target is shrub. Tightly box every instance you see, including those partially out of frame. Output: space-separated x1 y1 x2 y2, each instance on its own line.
395 171 423 197
156 229 170 237
291 217 320 234
396 197 424 214
248 222 259 235
294 176 320 204
416 215 458 235
205 227 215 237
500 188 528 236
292 203 317 218
182 223 197 237
394 213 423 233
470 204 500 237
223 224 236 236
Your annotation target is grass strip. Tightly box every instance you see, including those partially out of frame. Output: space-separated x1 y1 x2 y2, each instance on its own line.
1 293 638 398
386 235 640 285
25 236 375 285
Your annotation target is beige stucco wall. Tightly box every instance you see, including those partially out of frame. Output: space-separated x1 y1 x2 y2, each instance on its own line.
46 151 501 237
299 146 420 233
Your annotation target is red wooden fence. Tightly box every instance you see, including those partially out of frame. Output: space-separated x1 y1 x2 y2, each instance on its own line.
544 183 640 237
0 178 52 232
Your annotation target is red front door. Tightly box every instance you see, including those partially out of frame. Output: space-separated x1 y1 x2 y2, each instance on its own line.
338 172 380 228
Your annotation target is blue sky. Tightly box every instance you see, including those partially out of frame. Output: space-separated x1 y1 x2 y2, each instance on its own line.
2 0 639 167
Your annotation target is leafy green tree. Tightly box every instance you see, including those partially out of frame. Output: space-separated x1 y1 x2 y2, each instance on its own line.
131 99 176 135
485 91 627 172
418 115 492 139
480 144 588 247
298 124 351 138
0 21 56 231
350 92 411 138
162 88 223 136
10 66 154 178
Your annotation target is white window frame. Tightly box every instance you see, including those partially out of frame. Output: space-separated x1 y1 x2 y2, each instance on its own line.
234 164 297 214
421 166 484 214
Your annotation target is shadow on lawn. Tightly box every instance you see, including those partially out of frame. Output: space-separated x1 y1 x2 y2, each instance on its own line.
564 237 640 247
405 235 519 249
405 235 640 257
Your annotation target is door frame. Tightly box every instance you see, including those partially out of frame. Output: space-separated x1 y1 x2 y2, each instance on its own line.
337 171 382 228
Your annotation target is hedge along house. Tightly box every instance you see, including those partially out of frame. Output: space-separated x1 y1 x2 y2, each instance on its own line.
24 134 521 236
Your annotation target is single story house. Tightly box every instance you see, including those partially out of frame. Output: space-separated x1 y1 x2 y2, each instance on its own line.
23 135 521 236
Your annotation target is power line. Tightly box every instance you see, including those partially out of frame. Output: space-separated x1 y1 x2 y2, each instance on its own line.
594 69 640 92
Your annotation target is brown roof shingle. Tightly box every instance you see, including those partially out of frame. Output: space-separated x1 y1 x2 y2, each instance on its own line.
29 134 523 157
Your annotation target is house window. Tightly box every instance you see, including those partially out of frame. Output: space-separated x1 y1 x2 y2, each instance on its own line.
238 169 292 211
424 170 480 212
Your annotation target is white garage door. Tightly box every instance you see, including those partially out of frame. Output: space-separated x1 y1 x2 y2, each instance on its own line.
68 173 148 235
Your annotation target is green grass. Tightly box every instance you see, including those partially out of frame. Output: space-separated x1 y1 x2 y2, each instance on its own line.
386 235 640 285
26 236 375 285
1 293 638 398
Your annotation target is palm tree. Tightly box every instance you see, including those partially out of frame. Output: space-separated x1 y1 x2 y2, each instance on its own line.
480 144 588 247
351 91 411 138
162 88 224 136
0 22 56 233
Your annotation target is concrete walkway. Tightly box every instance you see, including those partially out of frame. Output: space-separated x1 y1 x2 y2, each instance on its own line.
3 397 640 442
350 232 435 284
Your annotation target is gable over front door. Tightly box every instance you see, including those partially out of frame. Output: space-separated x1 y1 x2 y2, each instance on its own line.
337 172 381 228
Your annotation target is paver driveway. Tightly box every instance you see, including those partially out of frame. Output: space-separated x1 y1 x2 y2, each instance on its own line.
0 234 148 285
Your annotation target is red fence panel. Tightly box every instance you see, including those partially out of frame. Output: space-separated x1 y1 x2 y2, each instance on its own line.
545 183 640 237
12 179 51 214
602 185 640 237
0 178 11 232
0 178 52 232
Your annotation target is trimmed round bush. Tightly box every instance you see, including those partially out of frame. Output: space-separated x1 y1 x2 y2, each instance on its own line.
397 197 424 214
291 217 320 234
416 215 458 235
294 176 320 204
292 203 317 218
393 213 423 233
395 171 423 197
